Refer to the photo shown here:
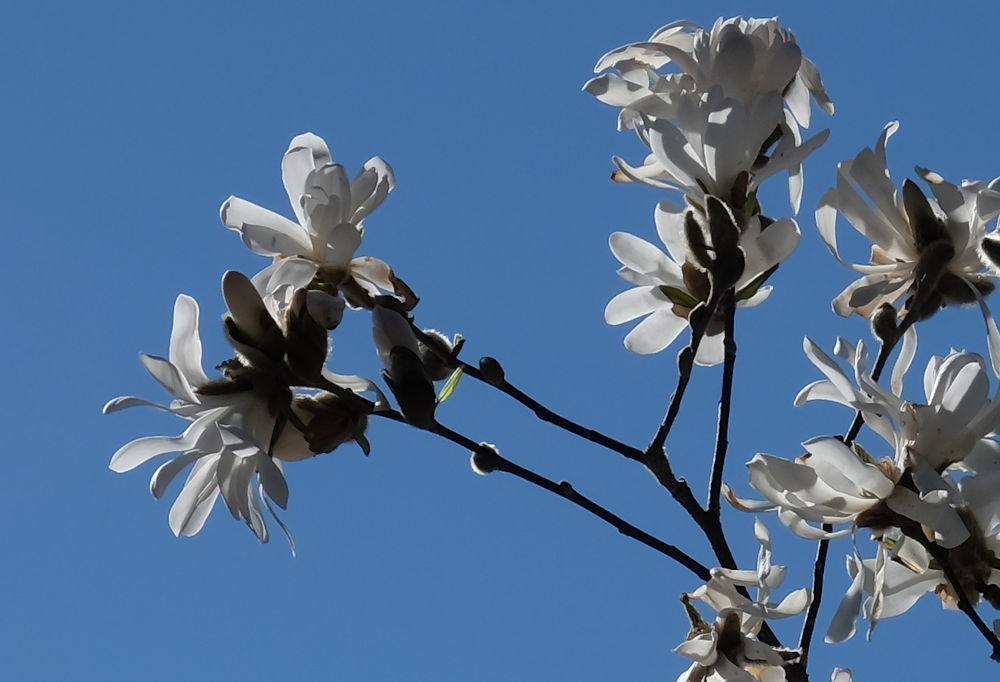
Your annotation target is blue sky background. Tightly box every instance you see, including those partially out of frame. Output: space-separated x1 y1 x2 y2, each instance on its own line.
4 1 1000 680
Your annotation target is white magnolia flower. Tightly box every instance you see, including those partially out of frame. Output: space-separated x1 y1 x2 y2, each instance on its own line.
828 471 1000 642
105 295 303 544
677 522 804 682
727 436 970 548
827 536 946 643
587 17 833 128
585 17 832 211
798 337 1000 473
105 280 382 546
608 88 828 212
675 610 787 682
221 133 411 310
817 122 1000 350
689 519 811 631
605 201 799 363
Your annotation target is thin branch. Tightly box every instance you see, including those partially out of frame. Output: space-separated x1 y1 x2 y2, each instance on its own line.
373 410 712 580
410 322 712 523
707 290 737 517
908 525 1000 662
646 328 705 458
795 526 831 671
410 327 647 463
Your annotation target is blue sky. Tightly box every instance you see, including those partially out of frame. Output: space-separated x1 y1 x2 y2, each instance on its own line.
4 1 1000 680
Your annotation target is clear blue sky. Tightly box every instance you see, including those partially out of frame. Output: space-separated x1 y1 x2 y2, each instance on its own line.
4 1 1000 680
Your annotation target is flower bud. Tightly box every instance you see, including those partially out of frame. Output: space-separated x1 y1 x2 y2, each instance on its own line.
284 288 330 380
418 329 455 381
478 357 505 386
384 347 437 427
684 212 713 271
705 196 746 292
869 302 898 344
221 270 285 366
470 443 501 475
979 235 1000 272
373 307 436 428
279 392 371 458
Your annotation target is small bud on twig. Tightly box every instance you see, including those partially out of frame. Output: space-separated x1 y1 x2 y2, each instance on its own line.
478 357 505 386
470 443 501 475
870 302 899 344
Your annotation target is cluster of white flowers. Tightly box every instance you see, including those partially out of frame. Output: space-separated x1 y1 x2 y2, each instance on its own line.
674 521 852 682
589 17 831 363
106 133 458 548
104 11 1000 680
589 12 1000 678
716 104 1000 645
729 336 1000 639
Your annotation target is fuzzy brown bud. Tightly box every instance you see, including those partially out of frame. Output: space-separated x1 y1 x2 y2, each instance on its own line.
870 302 899 344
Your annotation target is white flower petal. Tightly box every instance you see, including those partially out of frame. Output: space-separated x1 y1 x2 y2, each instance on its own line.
220 196 311 257
252 257 318 300
140 353 199 405
802 436 894 499
109 409 221 473
623 309 688 354
317 222 362 266
826 554 864 643
885 487 969 548
605 286 669 324
103 395 171 414
169 295 208 388
891 325 917 396
169 454 222 537
257 452 289 509
150 450 207 499
695 332 725 367
609 232 682 283
673 632 718 665
283 133 332 224
351 156 395 224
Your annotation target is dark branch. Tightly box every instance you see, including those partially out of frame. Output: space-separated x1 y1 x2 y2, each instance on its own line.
373 410 711 580
409 327 647 463
707 290 737 516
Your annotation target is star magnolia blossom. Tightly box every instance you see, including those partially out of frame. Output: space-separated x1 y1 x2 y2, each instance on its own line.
221 132 410 310
585 16 832 211
605 201 799 363
828 471 1000 643
797 337 1000 473
675 610 787 682
675 521 807 682
587 17 833 127
817 122 1000 342
105 283 382 546
727 436 970 547
105 295 303 544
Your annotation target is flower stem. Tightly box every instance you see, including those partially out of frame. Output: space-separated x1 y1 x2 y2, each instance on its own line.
707 290 737 517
